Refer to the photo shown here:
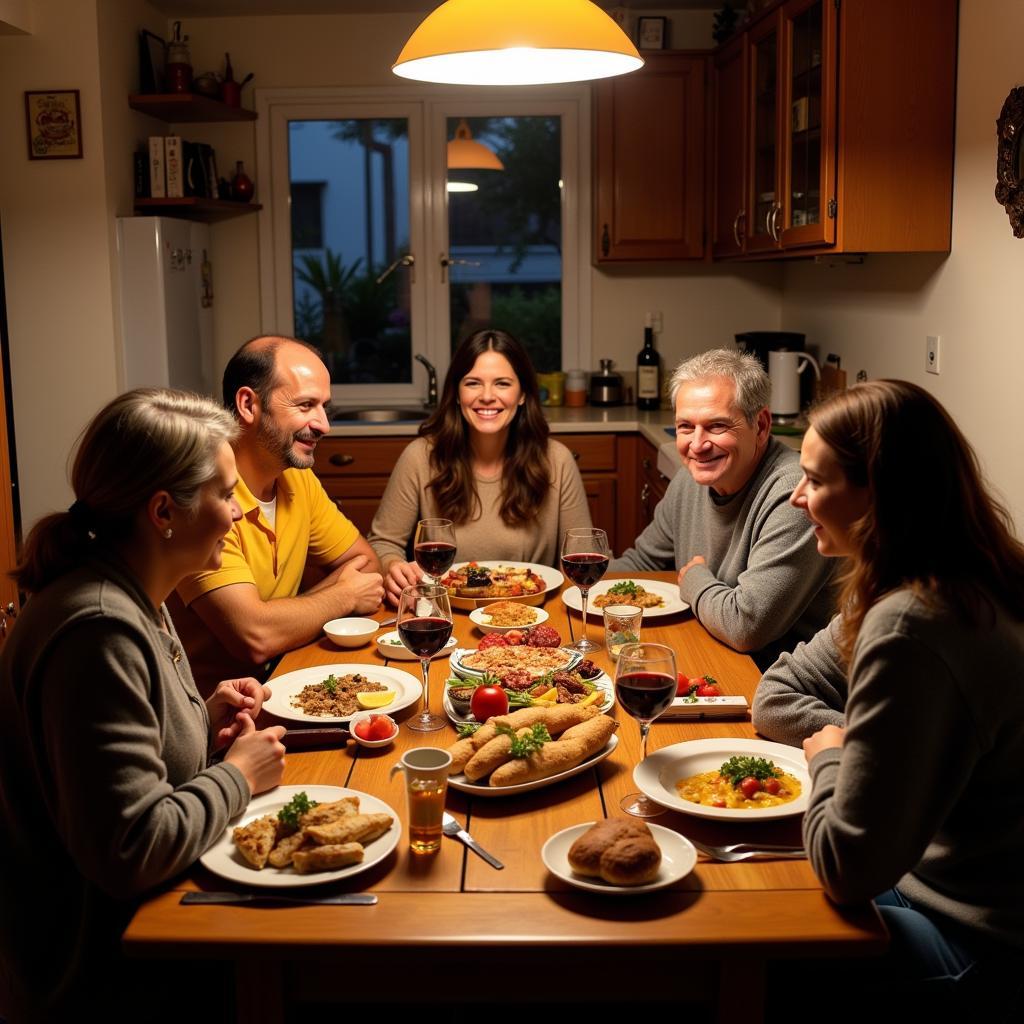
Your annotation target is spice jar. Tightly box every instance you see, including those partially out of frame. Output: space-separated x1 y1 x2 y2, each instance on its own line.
565 369 587 407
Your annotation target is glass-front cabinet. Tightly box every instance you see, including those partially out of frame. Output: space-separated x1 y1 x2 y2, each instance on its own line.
746 14 781 252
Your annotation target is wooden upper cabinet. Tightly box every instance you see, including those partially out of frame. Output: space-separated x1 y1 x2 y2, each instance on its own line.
711 0 957 260
593 53 708 262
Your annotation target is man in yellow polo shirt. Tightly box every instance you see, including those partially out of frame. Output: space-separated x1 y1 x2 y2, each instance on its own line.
172 336 384 694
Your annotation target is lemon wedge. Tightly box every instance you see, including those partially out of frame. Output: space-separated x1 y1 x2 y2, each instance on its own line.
357 691 395 710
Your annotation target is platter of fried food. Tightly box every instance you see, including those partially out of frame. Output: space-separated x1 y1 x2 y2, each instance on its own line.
563 578 689 619
450 643 582 680
262 664 422 724
201 786 400 887
439 561 564 609
542 819 697 894
445 704 619 796
634 738 811 821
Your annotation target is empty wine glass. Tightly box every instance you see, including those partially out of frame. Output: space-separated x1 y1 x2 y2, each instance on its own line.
397 583 452 733
413 518 456 583
561 527 611 654
615 642 676 817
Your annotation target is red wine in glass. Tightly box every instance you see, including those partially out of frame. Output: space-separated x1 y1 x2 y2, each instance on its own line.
616 671 676 720
561 552 610 589
413 542 457 578
397 616 453 659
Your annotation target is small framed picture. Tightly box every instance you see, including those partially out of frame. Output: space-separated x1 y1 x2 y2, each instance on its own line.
25 90 83 160
637 16 668 51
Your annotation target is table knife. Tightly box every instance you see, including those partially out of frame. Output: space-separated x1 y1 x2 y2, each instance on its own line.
181 891 377 906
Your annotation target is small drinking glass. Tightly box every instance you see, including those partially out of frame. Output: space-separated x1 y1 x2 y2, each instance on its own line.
561 527 611 655
614 642 676 818
390 747 452 854
603 604 642 662
413 518 457 583
397 583 452 732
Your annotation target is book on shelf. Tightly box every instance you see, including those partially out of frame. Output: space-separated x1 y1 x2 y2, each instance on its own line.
147 136 165 198
164 135 184 198
133 150 149 198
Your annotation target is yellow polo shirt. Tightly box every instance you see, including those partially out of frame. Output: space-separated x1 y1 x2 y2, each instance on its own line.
172 468 359 692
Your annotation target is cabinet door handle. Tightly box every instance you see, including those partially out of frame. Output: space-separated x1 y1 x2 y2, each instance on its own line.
329 453 355 467
642 457 652 470
601 223 610 257
641 482 650 506
571 450 580 461
733 209 746 247
769 204 782 242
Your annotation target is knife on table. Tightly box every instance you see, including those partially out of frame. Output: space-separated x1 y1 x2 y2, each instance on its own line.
181 891 377 906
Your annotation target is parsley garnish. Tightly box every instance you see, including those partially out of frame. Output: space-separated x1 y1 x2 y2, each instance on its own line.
495 722 551 758
456 722 481 738
278 791 318 829
608 580 640 597
321 674 338 696
718 757 781 787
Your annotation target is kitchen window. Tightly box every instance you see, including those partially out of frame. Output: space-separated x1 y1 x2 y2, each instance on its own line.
257 89 591 407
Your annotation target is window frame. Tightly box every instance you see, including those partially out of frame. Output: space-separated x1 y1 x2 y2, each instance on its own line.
256 86 592 407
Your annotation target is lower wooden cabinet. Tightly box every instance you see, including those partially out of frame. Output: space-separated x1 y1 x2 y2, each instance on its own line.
313 432 664 556
638 437 671 535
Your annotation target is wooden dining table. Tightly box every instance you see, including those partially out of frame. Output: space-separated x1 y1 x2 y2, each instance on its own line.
124 573 885 1022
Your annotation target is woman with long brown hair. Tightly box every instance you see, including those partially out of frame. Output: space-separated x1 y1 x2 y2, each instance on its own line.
0 388 286 1021
369 329 591 606
752 380 1024 1012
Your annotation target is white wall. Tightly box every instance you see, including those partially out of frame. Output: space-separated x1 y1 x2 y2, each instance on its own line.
780 0 1024 525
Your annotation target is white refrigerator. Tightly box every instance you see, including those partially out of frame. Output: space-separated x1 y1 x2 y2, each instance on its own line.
116 217 215 396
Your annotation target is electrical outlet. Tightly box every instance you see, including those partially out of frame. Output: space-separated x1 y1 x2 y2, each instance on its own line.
926 335 941 375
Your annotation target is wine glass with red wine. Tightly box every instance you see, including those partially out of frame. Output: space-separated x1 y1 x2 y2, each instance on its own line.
561 527 611 654
413 518 457 583
397 583 453 732
614 642 676 817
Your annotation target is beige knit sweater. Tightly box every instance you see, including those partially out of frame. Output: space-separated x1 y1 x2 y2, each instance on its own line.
368 437 592 570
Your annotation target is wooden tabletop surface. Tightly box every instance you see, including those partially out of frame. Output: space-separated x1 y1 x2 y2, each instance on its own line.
124 572 885 1021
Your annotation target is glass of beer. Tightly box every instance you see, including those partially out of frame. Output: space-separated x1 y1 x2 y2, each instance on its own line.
389 747 452 854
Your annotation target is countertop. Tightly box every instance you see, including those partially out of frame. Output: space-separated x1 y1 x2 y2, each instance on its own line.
328 403 678 451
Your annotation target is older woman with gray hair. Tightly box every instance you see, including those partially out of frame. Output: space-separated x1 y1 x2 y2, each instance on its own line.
0 388 286 1021
611 348 834 666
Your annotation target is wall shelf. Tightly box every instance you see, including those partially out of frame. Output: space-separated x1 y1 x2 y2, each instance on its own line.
128 93 257 123
133 198 261 222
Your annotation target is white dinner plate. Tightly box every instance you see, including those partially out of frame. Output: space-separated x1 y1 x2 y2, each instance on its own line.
200 785 400 888
468 604 550 634
562 578 689 619
541 821 698 894
442 670 615 725
375 629 457 661
442 561 564 610
633 738 811 821
448 645 583 681
263 664 422 724
448 734 619 797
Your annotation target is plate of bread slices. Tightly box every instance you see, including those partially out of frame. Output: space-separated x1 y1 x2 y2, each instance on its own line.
542 818 697 893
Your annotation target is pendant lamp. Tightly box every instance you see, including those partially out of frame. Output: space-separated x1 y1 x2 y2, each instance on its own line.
393 0 644 86
447 119 504 170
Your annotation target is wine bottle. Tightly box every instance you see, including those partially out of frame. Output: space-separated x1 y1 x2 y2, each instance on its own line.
637 322 660 410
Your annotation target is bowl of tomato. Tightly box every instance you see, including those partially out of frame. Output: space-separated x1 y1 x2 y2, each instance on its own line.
348 710 399 748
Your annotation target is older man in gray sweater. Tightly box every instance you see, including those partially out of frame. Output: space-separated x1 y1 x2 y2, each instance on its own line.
612 349 834 666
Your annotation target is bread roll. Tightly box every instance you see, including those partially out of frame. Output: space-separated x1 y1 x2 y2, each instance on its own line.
567 818 662 886
567 818 651 877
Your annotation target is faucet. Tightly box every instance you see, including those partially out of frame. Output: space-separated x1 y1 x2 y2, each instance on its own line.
414 353 438 409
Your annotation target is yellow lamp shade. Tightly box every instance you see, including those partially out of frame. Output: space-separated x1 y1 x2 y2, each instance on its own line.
393 0 644 86
447 119 505 170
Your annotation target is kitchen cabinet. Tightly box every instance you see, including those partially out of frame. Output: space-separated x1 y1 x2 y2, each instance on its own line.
593 52 708 262
128 93 261 222
712 0 957 259
315 433 642 555
637 436 671 535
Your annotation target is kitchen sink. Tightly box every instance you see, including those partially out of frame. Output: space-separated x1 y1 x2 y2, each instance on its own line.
331 408 430 424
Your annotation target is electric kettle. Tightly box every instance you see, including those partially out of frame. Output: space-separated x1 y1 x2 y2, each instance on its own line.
769 350 820 420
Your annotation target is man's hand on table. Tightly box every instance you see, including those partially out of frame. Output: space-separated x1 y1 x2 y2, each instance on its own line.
329 554 385 614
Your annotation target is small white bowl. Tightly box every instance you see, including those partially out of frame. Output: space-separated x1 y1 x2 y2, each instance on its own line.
347 709 399 748
323 617 379 648
469 605 549 635
375 629 457 660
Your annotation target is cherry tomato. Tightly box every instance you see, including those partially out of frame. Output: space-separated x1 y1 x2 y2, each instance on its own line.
470 685 509 722
763 778 781 795
677 672 693 696
354 719 372 740
504 629 527 646
739 776 762 799
355 714 395 742
695 681 721 697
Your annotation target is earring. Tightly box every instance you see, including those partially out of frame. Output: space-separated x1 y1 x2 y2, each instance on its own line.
163 528 173 539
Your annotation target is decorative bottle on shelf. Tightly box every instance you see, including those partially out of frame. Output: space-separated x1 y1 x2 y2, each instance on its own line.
230 161 254 202
636 318 660 410
165 22 193 95
220 52 240 107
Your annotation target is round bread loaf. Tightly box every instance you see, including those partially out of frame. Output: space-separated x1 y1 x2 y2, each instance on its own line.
567 818 661 885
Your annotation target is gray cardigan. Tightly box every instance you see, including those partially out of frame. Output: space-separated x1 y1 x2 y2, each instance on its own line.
612 438 835 659
754 593 1024 949
0 554 249 1017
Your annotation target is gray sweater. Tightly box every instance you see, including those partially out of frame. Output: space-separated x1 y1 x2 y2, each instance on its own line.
754 592 1024 949
0 554 249 1018
612 438 834 658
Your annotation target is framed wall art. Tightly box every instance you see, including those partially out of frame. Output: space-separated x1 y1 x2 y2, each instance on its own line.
25 90 83 160
637 16 667 51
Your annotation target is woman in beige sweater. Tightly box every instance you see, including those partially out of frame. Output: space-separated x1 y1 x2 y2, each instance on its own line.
369 330 592 606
